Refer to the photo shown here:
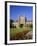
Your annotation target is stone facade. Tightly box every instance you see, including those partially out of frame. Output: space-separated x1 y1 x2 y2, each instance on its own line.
12 16 32 28
19 16 26 25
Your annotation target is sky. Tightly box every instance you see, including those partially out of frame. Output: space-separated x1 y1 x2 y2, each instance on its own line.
10 5 33 21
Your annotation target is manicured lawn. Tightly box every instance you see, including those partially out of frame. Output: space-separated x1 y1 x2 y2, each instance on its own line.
10 27 24 37
10 27 32 39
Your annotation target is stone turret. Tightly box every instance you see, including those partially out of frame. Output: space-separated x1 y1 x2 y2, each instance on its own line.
19 16 26 26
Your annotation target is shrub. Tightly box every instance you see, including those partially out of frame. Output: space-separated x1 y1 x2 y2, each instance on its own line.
27 24 33 28
29 24 33 28
19 24 23 28
10 20 14 28
15 32 24 40
23 28 29 35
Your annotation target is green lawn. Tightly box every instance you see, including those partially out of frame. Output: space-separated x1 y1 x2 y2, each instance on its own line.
10 27 24 37
10 27 32 38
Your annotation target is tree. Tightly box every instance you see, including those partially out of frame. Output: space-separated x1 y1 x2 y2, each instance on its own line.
29 24 33 28
10 19 14 28
19 24 23 28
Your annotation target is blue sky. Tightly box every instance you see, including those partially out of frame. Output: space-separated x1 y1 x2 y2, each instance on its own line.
10 5 33 21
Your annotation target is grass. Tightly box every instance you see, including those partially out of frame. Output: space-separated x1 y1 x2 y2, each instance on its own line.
10 26 32 40
10 27 24 37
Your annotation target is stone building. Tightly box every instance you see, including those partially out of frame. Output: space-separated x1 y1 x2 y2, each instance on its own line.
19 16 26 27
19 16 26 24
12 15 32 28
